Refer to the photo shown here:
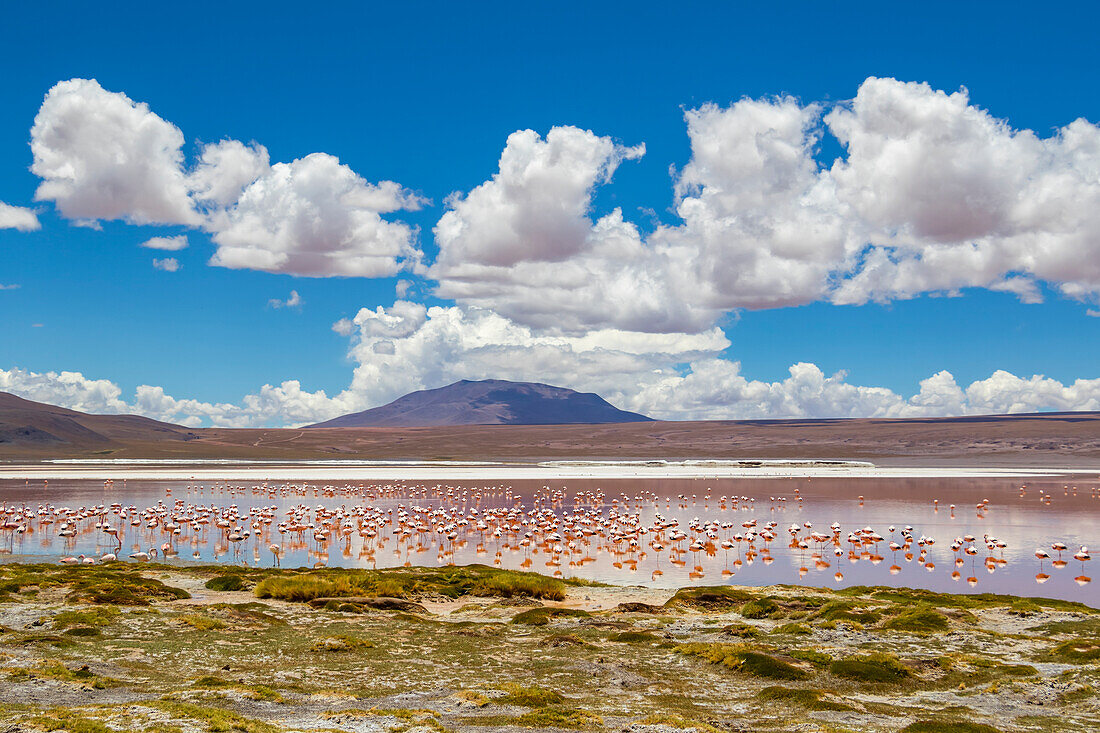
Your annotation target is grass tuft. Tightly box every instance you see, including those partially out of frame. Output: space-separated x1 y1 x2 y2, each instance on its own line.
829 653 910 683
510 607 590 625
740 597 780 619
253 564 566 603
901 721 1001 732
882 605 951 634
205 575 245 592
498 683 566 707
675 642 808 680
178 614 227 631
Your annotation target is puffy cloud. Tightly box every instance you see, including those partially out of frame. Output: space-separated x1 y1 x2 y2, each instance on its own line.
336 301 729 411
329 303 1100 422
0 367 130 415
152 257 180 272
140 234 188 251
4 305 1098 427
435 127 644 267
206 153 426 277
268 290 302 309
430 104 854 332
827 78 1100 306
27 76 1100 313
0 366 346 429
28 79 425 278
432 79 1100 331
0 201 40 231
30 79 199 226
431 127 712 333
654 99 855 312
964 370 1100 414
188 139 270 208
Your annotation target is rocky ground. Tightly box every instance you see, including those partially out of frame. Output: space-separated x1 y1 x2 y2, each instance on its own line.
0 562 1097 733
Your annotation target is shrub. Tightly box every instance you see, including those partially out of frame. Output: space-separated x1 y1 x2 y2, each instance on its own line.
205 575 245 592
882 605 950 634
901 722 1000 733
675 643 808 680
179 615 228 631
740 598 780 619
664 586 755 611
510 607 590 626
1051 639 1100 663
829 653 910 683
498 683 565 707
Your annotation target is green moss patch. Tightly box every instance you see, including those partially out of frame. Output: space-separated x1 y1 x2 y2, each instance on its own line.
901 721 1000 733
882 605 951 634
829 653 911 683
254 564 566 603
740 597 780 619
664 586 755 611
204 575 245 591
676 642 808 680
1050 638 1100 663
511 607 591 625
497 683 566 707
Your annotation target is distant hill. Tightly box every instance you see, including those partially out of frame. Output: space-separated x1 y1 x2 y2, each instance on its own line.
0 391 195 452
1 388 1098 467
308 379 654 428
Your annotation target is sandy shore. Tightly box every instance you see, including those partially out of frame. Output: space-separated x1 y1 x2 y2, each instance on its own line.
1 459 1097 480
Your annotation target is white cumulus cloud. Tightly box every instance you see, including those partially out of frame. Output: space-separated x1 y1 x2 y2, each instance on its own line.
431 78 1100 330
268 290 302 309
827 78 1100 306
206 153 426 277
430 127 709 333
188 139 270 208
152 257 180 272
31 79 200 226
28 78 426 278
140 234 189 251
3 303 1099 427
0 201 40 231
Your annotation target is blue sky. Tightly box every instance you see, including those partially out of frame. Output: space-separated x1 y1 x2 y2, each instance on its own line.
1 2 1098 425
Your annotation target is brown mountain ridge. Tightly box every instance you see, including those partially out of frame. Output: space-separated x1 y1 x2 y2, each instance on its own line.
1 388 1099 466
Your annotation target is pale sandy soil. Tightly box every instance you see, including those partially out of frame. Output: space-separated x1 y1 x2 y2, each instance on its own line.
2 461 1097 480
2 561 1099 732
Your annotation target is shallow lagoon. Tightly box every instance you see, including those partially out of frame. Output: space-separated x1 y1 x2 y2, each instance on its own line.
1 471 1097 604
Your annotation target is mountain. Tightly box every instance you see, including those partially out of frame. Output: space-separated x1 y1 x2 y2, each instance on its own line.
0 391 196 453
2 388 1098 467
307 379 654 428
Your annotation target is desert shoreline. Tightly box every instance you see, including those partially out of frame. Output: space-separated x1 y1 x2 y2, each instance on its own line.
0 459 1097 480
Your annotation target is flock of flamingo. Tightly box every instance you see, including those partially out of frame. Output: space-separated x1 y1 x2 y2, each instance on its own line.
0 479 1093 591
